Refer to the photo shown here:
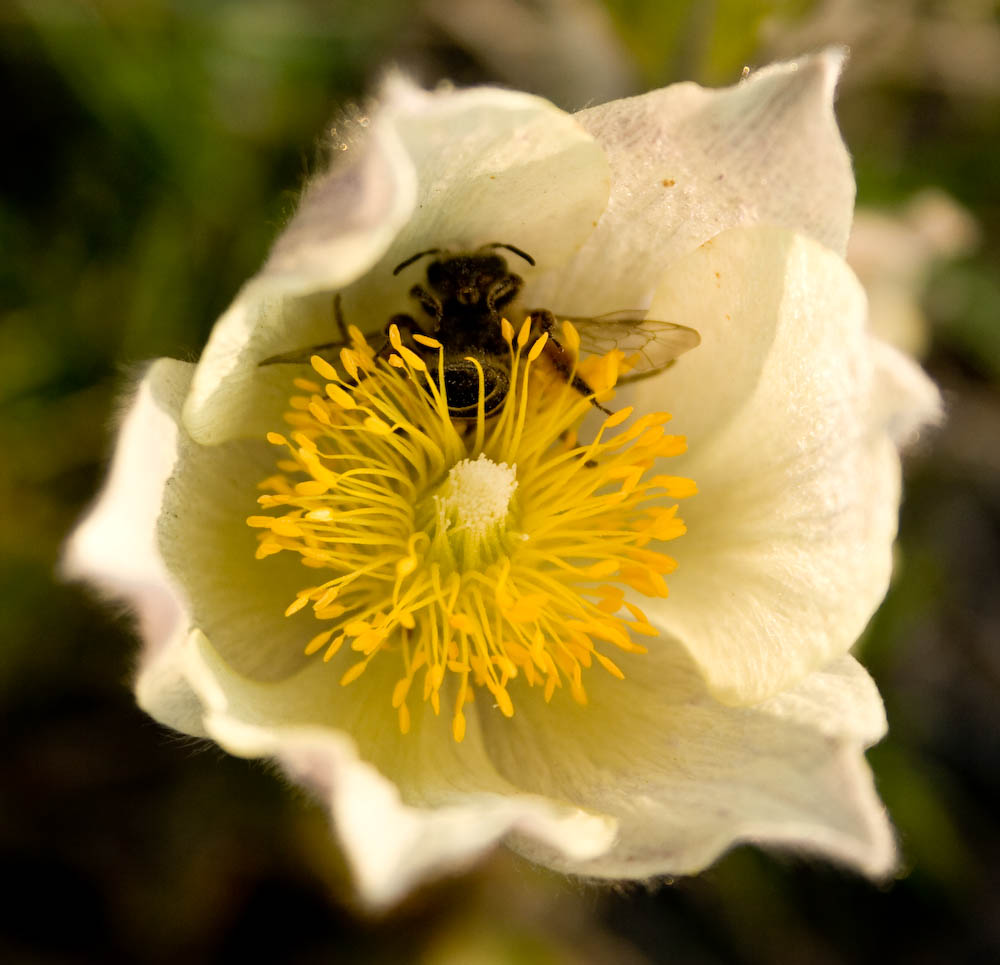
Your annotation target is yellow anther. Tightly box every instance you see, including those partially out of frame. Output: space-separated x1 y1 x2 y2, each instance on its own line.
396 556 418 577
340 661 369 686
397 344 427 371
325 383 356 408
493 686 514 718
527 331 549 361
561 320 580 355
339 348 359 380
392 677 411 708
323 634 345 661
311 355 339 381
602 406 633 429
363 415 391 433
304 629 334 655
284 595 310 617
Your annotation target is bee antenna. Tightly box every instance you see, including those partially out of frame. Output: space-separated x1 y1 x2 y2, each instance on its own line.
481 242 535 266
393 248 442 276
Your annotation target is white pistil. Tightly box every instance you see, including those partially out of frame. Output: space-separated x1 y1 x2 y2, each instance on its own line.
437 454 517 533
432 454 519 572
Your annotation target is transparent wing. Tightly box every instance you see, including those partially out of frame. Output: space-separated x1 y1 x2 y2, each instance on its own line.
567 312 701 383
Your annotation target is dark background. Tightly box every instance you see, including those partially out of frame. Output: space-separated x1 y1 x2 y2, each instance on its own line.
3 1 999 962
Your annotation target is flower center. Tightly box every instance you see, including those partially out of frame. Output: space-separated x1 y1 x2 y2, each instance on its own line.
424 454 519 571
248 318 695 741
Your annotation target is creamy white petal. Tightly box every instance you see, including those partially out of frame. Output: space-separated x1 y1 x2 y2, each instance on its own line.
70 355 333 688
364 77 608 274
185 80 608 445
632 225 916 704
184 110 417 446
869 336 942 446
67 352 305 684
158 405 315 682
60 359 221 738
480 650 895 880
530 49 854 315
63 360 194 659
141 628 616 908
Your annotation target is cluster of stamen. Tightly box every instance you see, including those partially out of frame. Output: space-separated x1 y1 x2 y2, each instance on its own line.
248 318 694 740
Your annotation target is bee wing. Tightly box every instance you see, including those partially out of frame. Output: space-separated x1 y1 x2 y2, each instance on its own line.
566 312 701 383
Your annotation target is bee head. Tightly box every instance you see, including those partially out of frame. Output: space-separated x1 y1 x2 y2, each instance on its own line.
426 254 508 306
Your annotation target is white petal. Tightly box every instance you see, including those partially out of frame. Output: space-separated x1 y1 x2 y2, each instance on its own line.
367 77 608 273
481 650 895 880
158 406 315 682
140 628 616 908
66 352 308 684
185 79 608 445
869 336 942 447
532 49 854 314
254 123 417 300
634 225 922 704
63 359 194 660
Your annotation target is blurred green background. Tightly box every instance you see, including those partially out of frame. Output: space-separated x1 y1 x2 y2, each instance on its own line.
3 1 999 962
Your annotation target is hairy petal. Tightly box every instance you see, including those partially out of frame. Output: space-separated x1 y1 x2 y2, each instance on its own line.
482 651 895 880
141 629 616 908
631 225 936 703
64 361 192 663
63 360 211 735
532 49 854 314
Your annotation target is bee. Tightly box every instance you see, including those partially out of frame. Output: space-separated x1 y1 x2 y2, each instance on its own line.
261 242 700 418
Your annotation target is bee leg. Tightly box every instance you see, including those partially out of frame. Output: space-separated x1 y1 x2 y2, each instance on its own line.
333 292 349 343
528 310 612 416
526 308 557 337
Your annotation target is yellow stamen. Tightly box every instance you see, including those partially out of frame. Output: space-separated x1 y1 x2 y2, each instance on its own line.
249 318 693 741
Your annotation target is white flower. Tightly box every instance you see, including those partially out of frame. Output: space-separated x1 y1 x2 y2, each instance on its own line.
66 50 940 907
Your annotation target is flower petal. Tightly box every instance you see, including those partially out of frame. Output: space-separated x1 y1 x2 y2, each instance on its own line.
185 79 609 445
532 49 854 315
869 336 942 446
481 649 895 880
632 225 934 704
159 430 314 681
141 628 616 908
63 359 193 661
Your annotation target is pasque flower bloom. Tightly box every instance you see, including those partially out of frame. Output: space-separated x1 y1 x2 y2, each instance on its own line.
67 49 939 906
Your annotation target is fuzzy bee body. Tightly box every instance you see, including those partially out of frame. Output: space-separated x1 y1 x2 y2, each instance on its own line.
261 243 700 419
